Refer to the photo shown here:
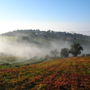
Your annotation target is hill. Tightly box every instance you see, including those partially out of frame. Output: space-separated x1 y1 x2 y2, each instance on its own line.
1 30 90 44
0 56 90 90
0 29 90 62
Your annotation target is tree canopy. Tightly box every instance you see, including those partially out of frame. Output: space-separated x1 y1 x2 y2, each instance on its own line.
69 43 83 56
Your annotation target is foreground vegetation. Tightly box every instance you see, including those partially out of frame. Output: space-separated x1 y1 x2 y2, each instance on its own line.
0 56 90 90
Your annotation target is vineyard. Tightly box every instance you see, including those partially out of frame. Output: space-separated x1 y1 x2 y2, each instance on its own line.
0 56 90 90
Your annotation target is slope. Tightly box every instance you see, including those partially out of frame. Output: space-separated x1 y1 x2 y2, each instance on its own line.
0 56 90 90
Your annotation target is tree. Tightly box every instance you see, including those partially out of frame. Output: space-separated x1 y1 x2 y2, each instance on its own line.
60 48 69 58
69 43 83 56
50 49 59 58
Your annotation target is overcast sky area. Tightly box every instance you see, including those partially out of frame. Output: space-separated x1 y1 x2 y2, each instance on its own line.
0 0 90 35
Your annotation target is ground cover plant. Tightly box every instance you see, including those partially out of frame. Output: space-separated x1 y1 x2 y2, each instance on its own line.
0 56 90 90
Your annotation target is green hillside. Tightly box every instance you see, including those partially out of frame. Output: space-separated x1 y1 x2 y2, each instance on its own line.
1 30 90 45
0 56 90 90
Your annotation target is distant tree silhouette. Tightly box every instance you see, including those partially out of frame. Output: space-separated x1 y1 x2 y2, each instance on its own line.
69 43 83 56
60 48 69 58
50 49 59 58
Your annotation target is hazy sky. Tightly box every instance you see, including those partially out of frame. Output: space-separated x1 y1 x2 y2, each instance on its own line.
0 0 90 35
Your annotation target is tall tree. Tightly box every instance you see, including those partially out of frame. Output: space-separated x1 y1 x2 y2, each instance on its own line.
69 43 83 56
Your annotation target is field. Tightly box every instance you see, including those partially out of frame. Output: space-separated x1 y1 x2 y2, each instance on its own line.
0 56 90 90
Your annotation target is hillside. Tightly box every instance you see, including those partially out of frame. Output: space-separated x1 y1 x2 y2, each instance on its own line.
0 30 90 60
0 56 90 90
1 30 90 44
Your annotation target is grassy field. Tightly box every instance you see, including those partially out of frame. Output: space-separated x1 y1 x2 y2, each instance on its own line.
0 56 90 90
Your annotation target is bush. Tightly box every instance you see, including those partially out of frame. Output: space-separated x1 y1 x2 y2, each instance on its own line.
60 48 69 58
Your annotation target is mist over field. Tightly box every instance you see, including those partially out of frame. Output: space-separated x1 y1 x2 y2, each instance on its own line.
0 37 70 60
0 30 90 63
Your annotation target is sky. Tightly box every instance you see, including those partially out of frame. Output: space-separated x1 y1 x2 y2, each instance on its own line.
0 0 90 35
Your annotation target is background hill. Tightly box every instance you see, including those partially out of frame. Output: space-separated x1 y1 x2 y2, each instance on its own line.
0 30 90 64
1 30 90 44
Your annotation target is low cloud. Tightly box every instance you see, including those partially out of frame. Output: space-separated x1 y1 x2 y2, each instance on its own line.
0 37 71 60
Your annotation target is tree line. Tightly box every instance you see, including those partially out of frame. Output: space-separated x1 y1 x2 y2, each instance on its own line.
50 43 84 58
